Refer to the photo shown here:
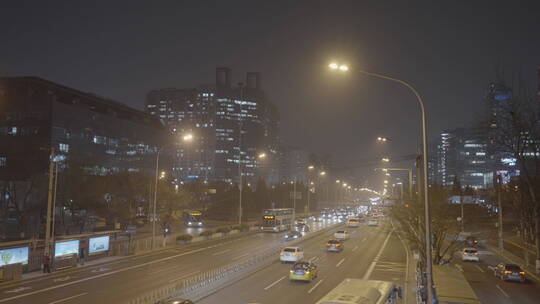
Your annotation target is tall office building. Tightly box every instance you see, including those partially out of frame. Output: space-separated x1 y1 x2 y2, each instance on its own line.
435 127 490 189
146 68 280 184
485 81 519 183
146 88 216 182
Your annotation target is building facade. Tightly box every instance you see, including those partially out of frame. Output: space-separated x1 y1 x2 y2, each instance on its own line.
145 68 280 185
0 77 167 238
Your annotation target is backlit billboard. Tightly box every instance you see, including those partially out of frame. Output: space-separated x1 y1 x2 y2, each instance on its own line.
0 247 29 266
89 236 110 254
54 240 79 257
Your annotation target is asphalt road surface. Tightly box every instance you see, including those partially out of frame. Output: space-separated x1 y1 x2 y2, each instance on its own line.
455 245 540 304
199 220 409 304
0 221 335 304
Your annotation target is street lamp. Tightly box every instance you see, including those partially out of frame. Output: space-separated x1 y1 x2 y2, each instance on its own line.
258 152 266 159
329 61 433 303
319 171 326 176
308 165 315 170
377 136 390 142
336 179 340 183
381 157 390 162
152 132 194 249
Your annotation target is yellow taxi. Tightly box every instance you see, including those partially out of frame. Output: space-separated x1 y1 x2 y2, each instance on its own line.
289 261 318 282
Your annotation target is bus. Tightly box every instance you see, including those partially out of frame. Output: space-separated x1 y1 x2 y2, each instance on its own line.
260 208 294 232
183 210 203 227
315 278 401 304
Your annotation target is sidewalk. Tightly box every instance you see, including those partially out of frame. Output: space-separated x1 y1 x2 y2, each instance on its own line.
20 255 124 281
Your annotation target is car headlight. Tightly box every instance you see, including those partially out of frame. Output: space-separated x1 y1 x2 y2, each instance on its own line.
198 222 202 226
188 222 192 225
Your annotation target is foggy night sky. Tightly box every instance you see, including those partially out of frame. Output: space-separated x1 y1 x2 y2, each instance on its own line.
1 1 540 186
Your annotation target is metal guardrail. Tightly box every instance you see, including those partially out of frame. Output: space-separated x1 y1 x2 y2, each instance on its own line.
126 221 343 304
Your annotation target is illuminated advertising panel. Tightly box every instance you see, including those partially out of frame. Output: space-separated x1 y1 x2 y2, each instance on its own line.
54 240 79 257
89 236 110 254
0 247 29 266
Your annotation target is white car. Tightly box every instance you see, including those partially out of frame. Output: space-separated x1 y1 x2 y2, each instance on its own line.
280 247 304 263
461 247 479 262
334 230 350 240
367 220 378 226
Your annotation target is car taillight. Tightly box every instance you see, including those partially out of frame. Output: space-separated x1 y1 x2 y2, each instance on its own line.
504 270 512 274
519 271 525 275
336 243 341 246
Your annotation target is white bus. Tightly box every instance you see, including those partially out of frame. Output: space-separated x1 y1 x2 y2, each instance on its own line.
260 208 294 232
315 278 401 304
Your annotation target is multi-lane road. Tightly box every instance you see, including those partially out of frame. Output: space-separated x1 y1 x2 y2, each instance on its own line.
453 246 540 304
0 221 335 304
199 221 409 304
2 217 540 304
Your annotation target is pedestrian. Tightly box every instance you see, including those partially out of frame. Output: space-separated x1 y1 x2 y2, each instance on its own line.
42 254 51 273
79 247 85 266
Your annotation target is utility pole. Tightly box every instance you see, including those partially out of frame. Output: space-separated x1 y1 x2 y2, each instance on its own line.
306 179 310 216
44 148 55 256
293 177 297 216
496 175 503 252
151 149 160 249
238 83 244 226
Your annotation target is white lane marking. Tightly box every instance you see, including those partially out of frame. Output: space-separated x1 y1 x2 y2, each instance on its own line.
362 230 393 280
212 249 232 256
232 253 250 261
264 275 286 290
336 258 346 268
0 247 207 303
352 246 358 252
90 267 110 273
47 292 88 304
455 264 464 272
169 270 202 283
53 276 72 283
4 287 31 293
309 256 319 262
496 284 510 298
308 279 324 294
474 265 485 273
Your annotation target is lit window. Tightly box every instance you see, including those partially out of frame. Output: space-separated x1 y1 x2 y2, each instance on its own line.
59 143 69 153
0 156 6 167
8 127 17 135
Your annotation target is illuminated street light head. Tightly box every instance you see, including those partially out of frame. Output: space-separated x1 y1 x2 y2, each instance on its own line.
258 152 266 159
336 179 340 183
308 165 315 170
320 171 326 176
382 157 390 162
183 133 193 141
328 62 338 70
339 65 349 71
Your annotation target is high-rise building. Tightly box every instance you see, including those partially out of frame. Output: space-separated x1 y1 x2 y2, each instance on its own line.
485 81 519 184
145 68 280 184
146 88 216 182
435 127 491 189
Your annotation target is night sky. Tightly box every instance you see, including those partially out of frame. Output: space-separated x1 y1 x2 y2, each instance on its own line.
2 1 539 186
